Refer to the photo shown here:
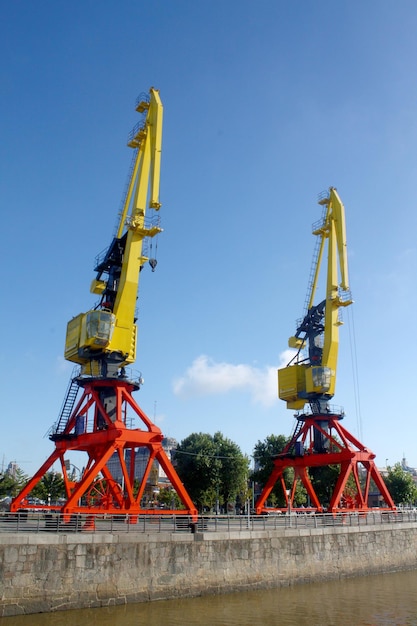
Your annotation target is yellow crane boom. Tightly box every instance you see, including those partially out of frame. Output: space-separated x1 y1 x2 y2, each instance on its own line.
278 187 353 411
64 88 163 377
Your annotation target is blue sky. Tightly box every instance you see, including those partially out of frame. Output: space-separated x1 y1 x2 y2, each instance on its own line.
1 1 417 477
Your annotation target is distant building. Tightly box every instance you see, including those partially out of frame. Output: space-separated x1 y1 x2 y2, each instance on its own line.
106 437 178 489
401 456 417 476
6 462 18 478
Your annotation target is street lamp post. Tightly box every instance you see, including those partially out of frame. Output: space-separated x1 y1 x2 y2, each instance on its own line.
286 488 291 526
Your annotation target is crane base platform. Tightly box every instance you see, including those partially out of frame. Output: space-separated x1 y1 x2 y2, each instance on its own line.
255 411 396 514
10 376 197 520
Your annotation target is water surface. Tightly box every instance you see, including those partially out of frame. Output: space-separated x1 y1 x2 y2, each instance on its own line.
1 569 416 625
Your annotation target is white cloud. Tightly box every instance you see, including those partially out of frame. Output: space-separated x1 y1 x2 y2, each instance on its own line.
278 349 298 368
172 352 297 407
56 355 73 374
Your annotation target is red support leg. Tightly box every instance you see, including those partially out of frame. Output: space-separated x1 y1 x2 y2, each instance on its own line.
256 412 395 514
11 377 197 519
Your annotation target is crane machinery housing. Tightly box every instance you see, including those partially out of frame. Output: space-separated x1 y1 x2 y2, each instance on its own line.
256 188 395 514
11 88 197 522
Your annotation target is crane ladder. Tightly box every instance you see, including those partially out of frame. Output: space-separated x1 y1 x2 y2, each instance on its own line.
285 418 304 455
51 371 80 436
302 220 324 316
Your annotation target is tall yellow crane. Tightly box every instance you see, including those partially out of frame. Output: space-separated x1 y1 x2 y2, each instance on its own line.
278 187 353 413
256 188 395 514
65 88 163 378
11 89 197 520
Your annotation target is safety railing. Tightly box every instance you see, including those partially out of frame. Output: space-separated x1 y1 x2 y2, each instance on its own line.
0 509 415 535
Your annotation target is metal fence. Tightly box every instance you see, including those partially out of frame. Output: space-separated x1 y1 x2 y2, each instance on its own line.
1 509 417 535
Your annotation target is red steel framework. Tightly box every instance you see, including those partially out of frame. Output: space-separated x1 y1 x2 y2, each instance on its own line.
10 376 197 519
255 410 396 514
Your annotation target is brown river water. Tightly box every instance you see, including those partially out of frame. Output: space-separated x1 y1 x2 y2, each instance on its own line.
1 569 417 625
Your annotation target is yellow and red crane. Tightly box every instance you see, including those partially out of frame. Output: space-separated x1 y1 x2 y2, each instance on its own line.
11 89 197 519
256 188 395 514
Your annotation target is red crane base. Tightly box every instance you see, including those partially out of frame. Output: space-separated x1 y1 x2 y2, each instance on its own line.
10 377 197 520
255 412 395 514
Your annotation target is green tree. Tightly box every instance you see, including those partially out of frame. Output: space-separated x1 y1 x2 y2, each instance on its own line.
252 434 307 507
384 463 417 506
31 472 66 503
175 432 249 513
308 465 341 507
252 434 288 486
0 468 28 498
157 487 183 509
0 473 15 498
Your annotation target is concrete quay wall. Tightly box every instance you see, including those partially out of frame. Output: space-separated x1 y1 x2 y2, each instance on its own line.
1 523 417 616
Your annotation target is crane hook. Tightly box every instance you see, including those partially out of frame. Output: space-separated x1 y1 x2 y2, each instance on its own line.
149 258 157 272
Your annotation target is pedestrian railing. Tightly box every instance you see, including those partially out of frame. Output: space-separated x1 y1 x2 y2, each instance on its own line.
0 509 416 535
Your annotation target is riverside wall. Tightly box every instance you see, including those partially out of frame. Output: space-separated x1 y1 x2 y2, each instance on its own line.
1 523 417 616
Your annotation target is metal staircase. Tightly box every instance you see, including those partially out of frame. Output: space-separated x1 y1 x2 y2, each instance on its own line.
285 418 304 455
49 370 80 437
